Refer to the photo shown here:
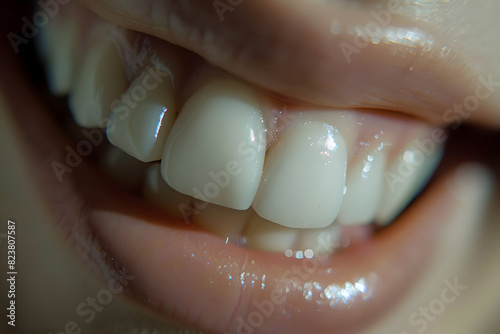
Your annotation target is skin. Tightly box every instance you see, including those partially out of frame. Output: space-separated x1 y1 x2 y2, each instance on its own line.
0 0 499 333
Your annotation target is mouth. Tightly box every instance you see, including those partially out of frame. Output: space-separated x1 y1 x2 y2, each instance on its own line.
2 1 499 333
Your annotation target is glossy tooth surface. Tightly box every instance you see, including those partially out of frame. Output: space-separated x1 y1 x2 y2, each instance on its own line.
69 35 128 128
162 76 266 210
38 12 79 96
244 212 298 253
107 69 176 162
191 203 250 245
337 150 387 225
142 164 194 221
98 145 148 191
252 121 347 229
376 139 444 225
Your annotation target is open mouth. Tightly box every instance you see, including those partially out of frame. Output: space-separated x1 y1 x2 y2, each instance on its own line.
2 0 499 333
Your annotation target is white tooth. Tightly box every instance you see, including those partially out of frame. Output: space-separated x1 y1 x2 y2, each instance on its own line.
337 150 387 225
376 140 443 225
142 164 195 221
252 121 347 229
107 68 176 162
38 13 79 96
98 145 148 191
294 223 341 258
244 212 298 253
162 76 266 210
69 35 128 128
191 204 250 244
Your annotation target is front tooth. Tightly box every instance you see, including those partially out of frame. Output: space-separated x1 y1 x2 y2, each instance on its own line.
69 35 128 128
337 149 387 225
162 76 266 210
252 120 347 229
376 138 444 225
107 68 176 162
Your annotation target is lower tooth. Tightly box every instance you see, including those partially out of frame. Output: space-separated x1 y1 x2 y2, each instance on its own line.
337 150 387 225
294 223 341 257
99 145 149 191
376 138 444 225
69 34 128 128
252 120 347 229
190 203 250 244
162 76 266 210
244 212 298 253
107 68 176 162
142 164 194 220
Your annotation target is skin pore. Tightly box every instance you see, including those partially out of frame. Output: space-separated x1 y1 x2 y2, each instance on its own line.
0 0 499 333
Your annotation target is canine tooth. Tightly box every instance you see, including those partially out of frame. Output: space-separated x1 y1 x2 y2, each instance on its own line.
142 164 194 221
107 68 176 162
376 140 443 225
337 150 387 225
252 121 347 229
69 35 128 128
244 212 298 253
162 76 266 210
191 204 250 243
99 145 148 191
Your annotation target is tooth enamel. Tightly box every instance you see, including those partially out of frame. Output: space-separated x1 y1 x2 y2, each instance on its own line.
244 212 298 253
99 145 149 190
252 121 347 229
38 14 79 96
294 223 341 257
376 139 443 225
142 164 195 220
107 68 176 162
191 203 250 244
162 76 266 210
69 35 128 128
337 150 387 225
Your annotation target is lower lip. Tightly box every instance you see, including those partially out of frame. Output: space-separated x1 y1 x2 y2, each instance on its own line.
84 166 455 333
2 37 462 334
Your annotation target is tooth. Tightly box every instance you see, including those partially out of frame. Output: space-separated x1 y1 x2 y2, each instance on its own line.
162 76 266 210
107 68 176 162
69 35 128 128
37 13 79 96
244 212 298 253
294 223 341 257
252 121 347 229
98 145 149 191
337 150 387 225
191 203 250 244
376 139 444 225
142 164 195 221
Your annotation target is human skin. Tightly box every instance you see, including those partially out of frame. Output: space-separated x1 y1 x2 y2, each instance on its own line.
0 1 500 333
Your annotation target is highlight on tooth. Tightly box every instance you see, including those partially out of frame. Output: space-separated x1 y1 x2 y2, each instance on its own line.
107 65 176 162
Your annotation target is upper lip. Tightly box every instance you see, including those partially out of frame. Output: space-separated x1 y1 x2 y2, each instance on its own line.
84 0 499 128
